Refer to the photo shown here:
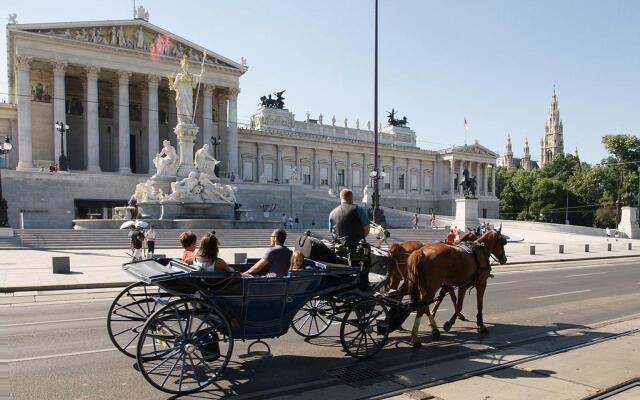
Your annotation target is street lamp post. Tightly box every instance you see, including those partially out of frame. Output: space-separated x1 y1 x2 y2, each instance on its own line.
210 136 223 176
371 0 386 225
55 121 69 171
0 136 13 227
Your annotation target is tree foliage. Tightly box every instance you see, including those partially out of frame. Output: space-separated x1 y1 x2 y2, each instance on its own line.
496 134 639 228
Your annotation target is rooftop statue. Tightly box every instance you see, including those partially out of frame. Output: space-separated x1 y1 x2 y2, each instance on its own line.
387 108 409 127
259 90 286 109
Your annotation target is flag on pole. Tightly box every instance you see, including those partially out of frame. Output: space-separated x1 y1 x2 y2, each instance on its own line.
464 117 469 131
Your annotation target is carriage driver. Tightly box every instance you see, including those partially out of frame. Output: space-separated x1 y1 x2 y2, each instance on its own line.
329 189 371 249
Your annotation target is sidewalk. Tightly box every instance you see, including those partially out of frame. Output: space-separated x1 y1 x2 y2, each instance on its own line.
1 241 640 292
386 316 640 400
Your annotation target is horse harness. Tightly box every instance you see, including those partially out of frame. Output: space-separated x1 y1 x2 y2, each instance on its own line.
455 242 492 289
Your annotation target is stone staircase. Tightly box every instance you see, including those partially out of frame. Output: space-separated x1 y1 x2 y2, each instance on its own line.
4 228 447 250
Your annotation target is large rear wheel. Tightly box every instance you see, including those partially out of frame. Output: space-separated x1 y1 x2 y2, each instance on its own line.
107 282 174 358
340 298 389 359
135 299 233 395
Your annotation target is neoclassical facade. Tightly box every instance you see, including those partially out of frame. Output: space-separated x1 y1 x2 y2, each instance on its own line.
0 14 499 228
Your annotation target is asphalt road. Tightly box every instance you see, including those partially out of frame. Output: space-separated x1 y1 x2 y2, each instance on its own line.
2 258 640 400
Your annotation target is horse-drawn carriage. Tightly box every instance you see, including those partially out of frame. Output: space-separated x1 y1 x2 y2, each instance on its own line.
107 229 508 395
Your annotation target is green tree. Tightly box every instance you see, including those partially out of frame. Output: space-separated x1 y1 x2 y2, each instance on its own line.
530 177 565 223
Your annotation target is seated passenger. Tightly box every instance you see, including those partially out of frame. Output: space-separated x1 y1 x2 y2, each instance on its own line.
243 229 292 277
193 233 230 272
290 249 305 271
179 231 197 264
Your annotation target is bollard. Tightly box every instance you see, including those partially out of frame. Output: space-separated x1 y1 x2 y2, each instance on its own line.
628 243 633 251
529 245 535 255
234 253 247 264
607 243 612 252
52 256 70 274
558 244 564 254
584 244 589 253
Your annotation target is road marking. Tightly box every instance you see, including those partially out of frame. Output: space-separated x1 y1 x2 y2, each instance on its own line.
0 316 105 327
565 272 607 278
2 347 117 363
488 281 517 286
528 289 592 300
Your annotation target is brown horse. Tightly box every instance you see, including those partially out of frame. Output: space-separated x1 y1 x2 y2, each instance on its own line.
405 230 507 346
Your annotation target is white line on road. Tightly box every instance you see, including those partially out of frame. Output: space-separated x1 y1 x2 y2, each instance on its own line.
528 289 592 300
565 272 608 278
2 347 118 363
488 281 518 286
0 316 105 327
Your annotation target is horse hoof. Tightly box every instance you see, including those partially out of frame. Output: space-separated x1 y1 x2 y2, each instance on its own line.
443 321 452 332
477 325 489 334
432 330 441 340
458 314 467 322
412 341 422 348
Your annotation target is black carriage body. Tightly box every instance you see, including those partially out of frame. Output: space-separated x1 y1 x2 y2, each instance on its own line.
123 258 362 340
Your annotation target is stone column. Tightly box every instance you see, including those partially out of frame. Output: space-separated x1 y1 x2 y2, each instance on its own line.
482 163 488 196
449 159 455 195
216 92 227 175
52 61 67 164
16 56 33 170
85 65 101 172
202 84 214 147
117 71 132 174
458 160 464 196
391 157 396 193
346 153 351 187
256 145 262 181
147 75 160 173
312 148 317 188
227 88 240 178
491 164 496 196
406 158 410 193
275 145 280 182
329 149 334 187
419 159 423 193
111 80 119 171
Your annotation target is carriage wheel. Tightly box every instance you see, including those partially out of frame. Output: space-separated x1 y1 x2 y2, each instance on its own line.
107 282 174 358
136 299 233 395
291 298 335 338
340 298 389 360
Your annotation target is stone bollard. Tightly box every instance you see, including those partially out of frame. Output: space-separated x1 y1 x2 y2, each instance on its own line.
234 253 247 264
628 243 633 251
584 244 590 253
529 245 535 255
607 243 612 252
52 256 70 274
558 244 564 254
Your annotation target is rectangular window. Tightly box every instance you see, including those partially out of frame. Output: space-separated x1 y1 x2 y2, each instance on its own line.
352 169 361 187
264 163 273 182
416 207 421 214
283 163 294 183
337 169 345 186
303 165 311 185
424 173 431 192
383 170 391 190
320 167 329 185
410 173 418 191
398 173 405 190
243 160 253 181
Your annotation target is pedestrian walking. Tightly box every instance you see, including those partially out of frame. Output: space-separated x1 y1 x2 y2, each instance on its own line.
311 218 316 228
130 227 145 261
294 215 299 229
281 213 288 229
145 225 157 259
614 229 619 241
412 213 419 229
605 227 611 241
288 216 294 229
431 211 437 229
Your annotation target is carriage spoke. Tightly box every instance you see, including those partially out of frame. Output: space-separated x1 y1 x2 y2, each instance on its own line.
159 353 182 388
146 348 181 374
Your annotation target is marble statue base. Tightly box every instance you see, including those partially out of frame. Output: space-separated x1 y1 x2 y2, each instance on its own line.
175 123 199 178
617 206 640 238
140 200 235 220
454 198 479 230
148 175 175 197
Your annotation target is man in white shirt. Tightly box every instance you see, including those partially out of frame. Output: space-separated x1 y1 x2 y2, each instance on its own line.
145 225 157 258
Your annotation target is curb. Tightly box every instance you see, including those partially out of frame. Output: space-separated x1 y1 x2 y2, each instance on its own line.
3 254 640 293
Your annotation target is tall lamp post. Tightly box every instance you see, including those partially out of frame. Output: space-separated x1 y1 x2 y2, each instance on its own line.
55 121 69 171
0 136 13 227
210 136 223 177
371 0 386 225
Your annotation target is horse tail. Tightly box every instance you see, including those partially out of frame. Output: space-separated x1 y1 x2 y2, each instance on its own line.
406 248 425 307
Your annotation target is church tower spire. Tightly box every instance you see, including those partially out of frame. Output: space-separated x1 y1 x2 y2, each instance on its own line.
521 137 531 170
540 86 564 167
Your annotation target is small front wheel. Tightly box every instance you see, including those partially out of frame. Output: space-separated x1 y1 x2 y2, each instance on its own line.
291 298 335 338
340 298 389 359
136 299 233 395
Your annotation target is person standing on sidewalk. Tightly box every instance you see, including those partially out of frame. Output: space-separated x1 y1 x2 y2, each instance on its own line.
431 211 437 229
412 214 419 229
130 227 144 261
145 225 157 259
281 213 288 229
605 227 611 241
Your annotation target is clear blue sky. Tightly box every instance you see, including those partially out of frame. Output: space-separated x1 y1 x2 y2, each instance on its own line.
2 0 638 163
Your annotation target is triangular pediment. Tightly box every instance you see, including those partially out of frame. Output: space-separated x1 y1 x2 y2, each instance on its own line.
452 143 498 157
8 19 246 73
